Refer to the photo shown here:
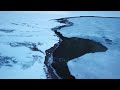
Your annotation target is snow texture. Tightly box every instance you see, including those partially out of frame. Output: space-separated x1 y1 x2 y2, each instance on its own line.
62 17 120 79
0 11 63 79
0 11 120 79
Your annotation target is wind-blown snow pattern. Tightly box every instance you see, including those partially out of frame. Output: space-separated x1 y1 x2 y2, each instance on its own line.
58 16 120 79
0 12 65 79
0 11 120 79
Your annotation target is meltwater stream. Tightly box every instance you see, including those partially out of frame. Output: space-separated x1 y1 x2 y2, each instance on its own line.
44 17 108 79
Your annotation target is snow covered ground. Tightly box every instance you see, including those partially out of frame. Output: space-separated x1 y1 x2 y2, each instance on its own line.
0 11 92 79
0 11 65 79
0 11 120 79
58 16 120 79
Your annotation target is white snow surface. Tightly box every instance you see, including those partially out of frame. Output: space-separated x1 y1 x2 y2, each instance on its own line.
0 11 120 79
59 17 120 79
0 11 67 79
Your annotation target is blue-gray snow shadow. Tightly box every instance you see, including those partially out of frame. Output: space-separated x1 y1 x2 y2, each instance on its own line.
0 29 15 33
0 55 17 68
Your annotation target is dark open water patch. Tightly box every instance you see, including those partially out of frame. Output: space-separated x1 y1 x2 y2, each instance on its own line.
52 36 107 79
45 16 108 79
